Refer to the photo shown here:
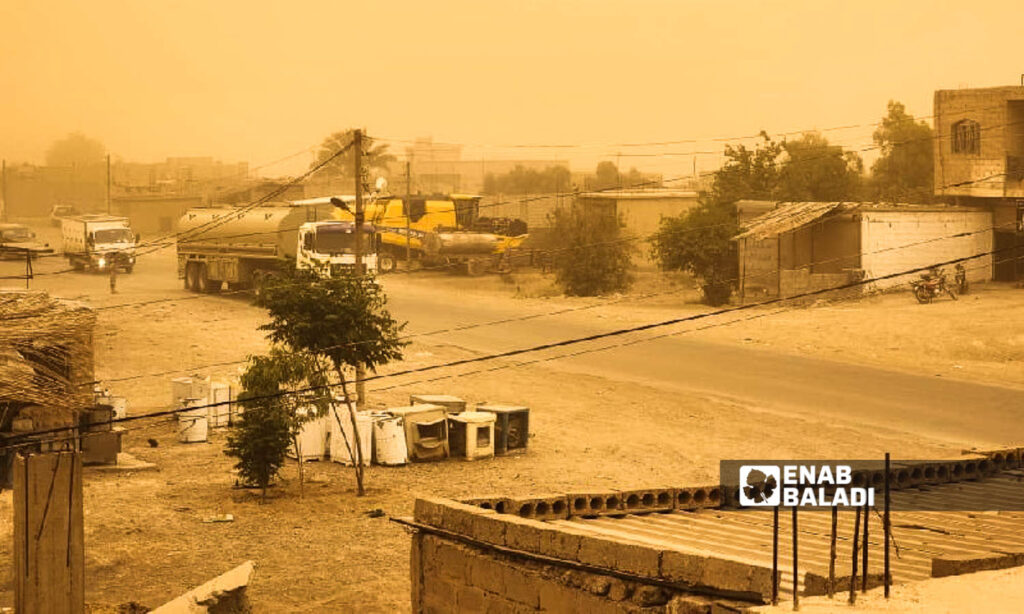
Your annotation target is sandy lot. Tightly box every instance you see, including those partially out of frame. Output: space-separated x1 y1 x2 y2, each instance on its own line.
0 222 1019 611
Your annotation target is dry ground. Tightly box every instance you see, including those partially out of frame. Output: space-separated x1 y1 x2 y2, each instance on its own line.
0 221 1020 611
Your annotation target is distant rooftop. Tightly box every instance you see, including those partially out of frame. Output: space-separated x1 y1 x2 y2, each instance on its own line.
578 189 699 200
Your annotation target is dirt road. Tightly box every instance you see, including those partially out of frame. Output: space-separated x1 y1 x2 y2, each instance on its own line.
0 222 1019 611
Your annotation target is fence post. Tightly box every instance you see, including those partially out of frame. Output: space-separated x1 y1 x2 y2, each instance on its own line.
14 451 85 614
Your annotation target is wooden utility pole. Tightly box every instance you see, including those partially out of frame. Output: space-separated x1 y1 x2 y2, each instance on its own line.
405 160 412 265
2 158 7 222
353 129 366 407
106 154 111 215
14 451 85 613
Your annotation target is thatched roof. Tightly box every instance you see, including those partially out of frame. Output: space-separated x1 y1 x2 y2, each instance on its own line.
0 290 96 423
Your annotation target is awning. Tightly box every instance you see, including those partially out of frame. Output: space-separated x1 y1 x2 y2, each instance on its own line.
734 201 847 241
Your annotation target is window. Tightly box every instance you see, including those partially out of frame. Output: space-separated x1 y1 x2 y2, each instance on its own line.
952 119 980 154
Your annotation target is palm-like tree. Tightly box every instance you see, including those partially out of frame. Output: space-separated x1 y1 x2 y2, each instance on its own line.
310 129 396 183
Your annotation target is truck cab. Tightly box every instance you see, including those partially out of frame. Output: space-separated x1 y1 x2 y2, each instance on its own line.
296 221 378 276
62 215 138 273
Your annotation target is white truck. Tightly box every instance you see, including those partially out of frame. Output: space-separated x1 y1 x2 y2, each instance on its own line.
175 203 378 293
61 215 138 273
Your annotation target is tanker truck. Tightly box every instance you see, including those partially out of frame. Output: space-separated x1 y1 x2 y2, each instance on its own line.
175 203 377 293
293 193 527 274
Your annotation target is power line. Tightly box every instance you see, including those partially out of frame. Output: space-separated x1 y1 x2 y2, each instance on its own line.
3 240 1015 449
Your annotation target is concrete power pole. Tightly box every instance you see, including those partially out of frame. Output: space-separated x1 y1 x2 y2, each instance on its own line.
106 154 111 215
353 129 366 407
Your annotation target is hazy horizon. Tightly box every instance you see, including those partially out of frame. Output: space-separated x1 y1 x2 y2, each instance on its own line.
2 0 1022 177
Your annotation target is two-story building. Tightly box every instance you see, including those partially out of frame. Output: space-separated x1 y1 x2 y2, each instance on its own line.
934 85 1024 280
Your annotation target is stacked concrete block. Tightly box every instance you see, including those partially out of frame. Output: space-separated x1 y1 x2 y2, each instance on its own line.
675 486 722 511
506 494 570 521
567 492 624 518
618 488 676 515
460 495 511 514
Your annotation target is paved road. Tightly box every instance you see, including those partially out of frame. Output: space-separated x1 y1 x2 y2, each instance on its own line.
385 281 1024 448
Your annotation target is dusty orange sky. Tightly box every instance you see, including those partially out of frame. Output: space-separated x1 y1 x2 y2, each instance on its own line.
1 0 1020 176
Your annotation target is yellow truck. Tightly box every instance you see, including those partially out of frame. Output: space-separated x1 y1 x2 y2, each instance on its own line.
293 193 527 274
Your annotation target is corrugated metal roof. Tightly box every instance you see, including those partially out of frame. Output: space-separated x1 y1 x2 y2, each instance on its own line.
735 201 847 241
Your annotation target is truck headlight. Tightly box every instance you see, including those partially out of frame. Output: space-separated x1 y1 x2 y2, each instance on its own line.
97 257 106 268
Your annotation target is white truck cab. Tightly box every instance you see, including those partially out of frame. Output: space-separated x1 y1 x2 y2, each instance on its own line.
62 215 138 272
297 221 378 276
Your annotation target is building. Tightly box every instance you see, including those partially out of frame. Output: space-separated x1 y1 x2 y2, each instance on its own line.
575 190 700 265
112 194 205 234
403 137 570 194
934 85 1024 280
735 202 993 299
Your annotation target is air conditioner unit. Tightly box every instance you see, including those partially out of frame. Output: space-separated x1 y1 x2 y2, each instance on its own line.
388 404 448 462
409 394 467 414
448 411 496 461
476 404 529 455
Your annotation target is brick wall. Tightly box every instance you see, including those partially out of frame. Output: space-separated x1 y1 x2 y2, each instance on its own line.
934 87 1024 198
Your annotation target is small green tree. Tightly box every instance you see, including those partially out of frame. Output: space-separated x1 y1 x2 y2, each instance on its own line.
548 204 634 296
224 388 292 503
651 199 739 306
257 269 407 496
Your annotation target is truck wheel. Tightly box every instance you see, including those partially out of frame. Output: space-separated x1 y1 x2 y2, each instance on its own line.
378 253 397 274
196 264 221 294
184 263 199 291
466 259 486 276
123 265 134 274
71 257 85 272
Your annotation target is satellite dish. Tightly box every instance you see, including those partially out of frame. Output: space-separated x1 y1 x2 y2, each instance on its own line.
375 176 388 193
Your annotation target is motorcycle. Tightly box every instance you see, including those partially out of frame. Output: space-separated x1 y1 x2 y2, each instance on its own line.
954 262 968 295
911 267 957 304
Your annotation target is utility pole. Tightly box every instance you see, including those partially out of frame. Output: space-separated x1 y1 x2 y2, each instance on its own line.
106 154 111 215
353 129 366 407
405 160 412 265
1 159 7 222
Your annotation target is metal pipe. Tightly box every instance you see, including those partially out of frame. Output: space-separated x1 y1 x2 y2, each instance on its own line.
828 506 837 598
792 507 799 611
885 453 891 598
862 500 869 592
850 507 861 604
772 506 779 605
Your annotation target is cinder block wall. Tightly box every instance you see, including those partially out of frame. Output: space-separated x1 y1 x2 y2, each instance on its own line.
411 533 713 613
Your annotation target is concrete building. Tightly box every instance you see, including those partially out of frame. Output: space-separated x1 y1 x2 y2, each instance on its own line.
736 202 993 299
576 189 700 245
934 85 1024 280
402 137 570 194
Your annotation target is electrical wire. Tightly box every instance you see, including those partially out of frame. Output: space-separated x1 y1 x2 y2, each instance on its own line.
2 241 1016 450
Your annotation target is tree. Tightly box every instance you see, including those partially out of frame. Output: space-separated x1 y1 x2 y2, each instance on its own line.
870 100 934 203
483 165 571 194
547 204 634 296
310 129 396 183
224 348 331 500
775 132 863 201
651 198 739 306
45 133 106 168
224 381 293 503
257 269 407 495
710 131 784 204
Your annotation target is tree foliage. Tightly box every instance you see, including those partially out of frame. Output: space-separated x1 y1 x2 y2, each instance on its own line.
483 165 571 194
651 199 739 306
548 204 634 296
45 132 106 168
256 269 407 495
585 161 648 191
870 100 934 203
775 132 863 201
310 129 396 182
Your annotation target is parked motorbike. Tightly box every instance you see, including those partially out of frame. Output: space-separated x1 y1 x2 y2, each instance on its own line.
911 267 958 304
954 262 969 295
